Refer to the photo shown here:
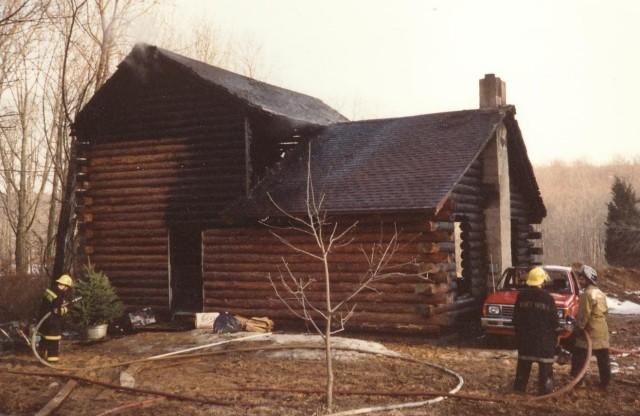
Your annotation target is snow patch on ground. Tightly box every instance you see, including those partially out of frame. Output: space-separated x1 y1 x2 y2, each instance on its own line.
258 333 399 361
607 296 640 315
140 331 398 362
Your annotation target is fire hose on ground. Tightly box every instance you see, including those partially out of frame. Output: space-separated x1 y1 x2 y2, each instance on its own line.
4 328 608 415
610 346 640 355
9 342 464 414
29 296 83 370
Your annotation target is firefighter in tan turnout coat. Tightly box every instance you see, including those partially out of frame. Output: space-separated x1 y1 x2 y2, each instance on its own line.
570 265 611 389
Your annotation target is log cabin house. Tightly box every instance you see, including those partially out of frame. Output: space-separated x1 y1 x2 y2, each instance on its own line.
65 43 546 335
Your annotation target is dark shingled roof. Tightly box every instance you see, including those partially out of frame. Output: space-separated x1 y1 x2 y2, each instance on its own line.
228 106 538 217
151 44 347 126
74 44 347 132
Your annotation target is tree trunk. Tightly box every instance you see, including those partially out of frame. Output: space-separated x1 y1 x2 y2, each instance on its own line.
323 252 334 411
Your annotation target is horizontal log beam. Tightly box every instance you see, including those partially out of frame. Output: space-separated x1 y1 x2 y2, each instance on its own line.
87 245 168 256
204 271 424 285
204 280 421 294
203 252 425 265
89 147 244 169
88 227 167 239
203 261 418 274
414 281 457 295
417 262 456 274
205 297 434 315
417 242 455 254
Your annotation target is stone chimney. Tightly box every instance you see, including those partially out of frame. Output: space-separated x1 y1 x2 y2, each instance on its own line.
479 73 512 276
479 74 506 109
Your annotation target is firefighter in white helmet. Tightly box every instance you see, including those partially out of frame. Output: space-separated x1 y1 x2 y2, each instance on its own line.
571 265 611 389
37 274 74 363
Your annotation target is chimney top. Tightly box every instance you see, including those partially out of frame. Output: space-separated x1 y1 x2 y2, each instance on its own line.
479 74 506 109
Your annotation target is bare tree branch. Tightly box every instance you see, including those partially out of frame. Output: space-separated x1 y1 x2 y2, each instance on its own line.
264 145 420 411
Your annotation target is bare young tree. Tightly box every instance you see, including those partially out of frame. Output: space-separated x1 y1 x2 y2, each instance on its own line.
264 147 417 411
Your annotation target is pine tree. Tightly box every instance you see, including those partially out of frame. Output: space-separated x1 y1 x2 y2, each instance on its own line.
70 263 124 327
605 176 640 267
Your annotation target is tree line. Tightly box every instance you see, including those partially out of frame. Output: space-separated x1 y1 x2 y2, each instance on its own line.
0 0 264 276
1 2 638 277
535 157 640 268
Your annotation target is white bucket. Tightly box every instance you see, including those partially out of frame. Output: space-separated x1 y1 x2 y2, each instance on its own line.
86 323 108 340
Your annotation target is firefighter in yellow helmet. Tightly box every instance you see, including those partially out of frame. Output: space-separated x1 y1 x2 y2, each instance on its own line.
512 267 560 395
37 274 74 363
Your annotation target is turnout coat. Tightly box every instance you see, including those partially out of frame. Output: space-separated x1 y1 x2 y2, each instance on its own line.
575 284 609 350
513 287 559 361
38 285 69 336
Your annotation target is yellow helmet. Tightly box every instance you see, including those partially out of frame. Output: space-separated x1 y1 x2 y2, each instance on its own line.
526 267 548 287
56 274 74 287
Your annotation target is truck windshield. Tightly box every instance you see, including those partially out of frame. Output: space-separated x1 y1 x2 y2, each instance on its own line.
500 268 571 294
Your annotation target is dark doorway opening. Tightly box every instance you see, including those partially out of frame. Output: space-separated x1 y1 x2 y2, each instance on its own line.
169 226 203 312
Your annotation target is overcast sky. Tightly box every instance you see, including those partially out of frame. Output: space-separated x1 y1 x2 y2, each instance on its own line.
146 0 640 166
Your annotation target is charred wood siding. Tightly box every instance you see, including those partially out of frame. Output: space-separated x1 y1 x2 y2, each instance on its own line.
510 188 542 266
451 159 488 302
203 214 476 335
76 82 247 312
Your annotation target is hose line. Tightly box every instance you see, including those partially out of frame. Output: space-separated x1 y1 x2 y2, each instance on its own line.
610 346 640 355
530 330 592 401
30 311 61 370
4 330 609 415
20 317 609 416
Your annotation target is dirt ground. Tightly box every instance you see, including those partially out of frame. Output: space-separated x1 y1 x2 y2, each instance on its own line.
1 268 639 416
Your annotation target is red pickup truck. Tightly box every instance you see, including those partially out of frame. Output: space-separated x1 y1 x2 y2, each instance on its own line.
481 265 580 340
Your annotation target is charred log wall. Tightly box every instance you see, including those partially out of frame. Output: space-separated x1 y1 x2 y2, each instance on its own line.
450 159 488 317
76 77 247 313
504 114 544 266
203 214 476 335
511 188 543 266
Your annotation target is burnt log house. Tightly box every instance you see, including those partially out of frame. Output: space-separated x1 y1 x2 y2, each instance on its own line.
65 44 545 335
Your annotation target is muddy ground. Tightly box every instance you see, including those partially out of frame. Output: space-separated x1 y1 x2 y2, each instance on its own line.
1 269 639 416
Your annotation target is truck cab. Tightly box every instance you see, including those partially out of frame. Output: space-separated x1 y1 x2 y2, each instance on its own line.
481 265 580 339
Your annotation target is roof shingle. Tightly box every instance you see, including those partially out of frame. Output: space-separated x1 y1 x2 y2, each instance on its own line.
154 45 348 126
230 107 511 216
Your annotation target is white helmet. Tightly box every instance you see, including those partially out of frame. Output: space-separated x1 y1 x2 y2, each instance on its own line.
578 265 597 285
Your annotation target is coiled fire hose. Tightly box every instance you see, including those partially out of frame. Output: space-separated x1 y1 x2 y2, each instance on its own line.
21 332 594 406
15 316 612 415
30 296 83 370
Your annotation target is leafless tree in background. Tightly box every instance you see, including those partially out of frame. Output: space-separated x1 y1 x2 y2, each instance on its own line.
188 17 232 67
0 0 52 274
152 11 268 79
536 158 640 267
51 0 159 277
1 0 273 276
0 0 159 275
5 0 637 280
